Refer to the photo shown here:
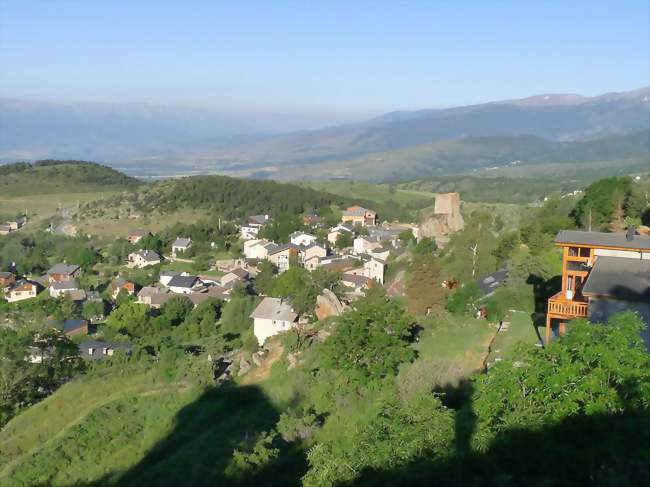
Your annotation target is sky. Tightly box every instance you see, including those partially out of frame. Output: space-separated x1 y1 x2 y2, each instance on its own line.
1 0 649 117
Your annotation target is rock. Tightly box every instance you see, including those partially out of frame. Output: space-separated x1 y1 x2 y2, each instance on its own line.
251 353 262 367
237 357 251 376
315 289 346 321
287 352 299 370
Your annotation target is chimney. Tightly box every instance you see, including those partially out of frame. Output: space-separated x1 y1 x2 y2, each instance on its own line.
626 225 636 242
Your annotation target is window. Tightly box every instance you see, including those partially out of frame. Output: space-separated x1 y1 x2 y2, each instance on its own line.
568 247 579 257
579 247 591 257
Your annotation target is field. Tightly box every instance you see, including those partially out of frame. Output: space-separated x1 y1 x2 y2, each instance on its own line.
0 192 121 225
300 180 434 207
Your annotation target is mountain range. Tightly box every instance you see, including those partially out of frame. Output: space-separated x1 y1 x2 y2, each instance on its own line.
1 87 648 181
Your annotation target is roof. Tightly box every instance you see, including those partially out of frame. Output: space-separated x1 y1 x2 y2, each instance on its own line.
247 214 269 225
112 277 132 288
51 279 78 290
342 273 370 288
582 257 650 302
554 230 650 251
167 275 200 288
133 250 162 262
48 263 80 276
321 258 360 271
229 267 249 279
343 205 375 216
138 286 160 297
160 270 181 277
172 237 191 247
62 318 88 333
78 340 132 360
267 243 300 255
250 297 298 322
67 289 87 302
476 268 508 296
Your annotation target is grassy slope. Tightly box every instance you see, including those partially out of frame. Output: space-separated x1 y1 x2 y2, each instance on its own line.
299 180 434 206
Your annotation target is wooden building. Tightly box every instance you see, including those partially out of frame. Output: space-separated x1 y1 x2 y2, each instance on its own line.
546 228 650 345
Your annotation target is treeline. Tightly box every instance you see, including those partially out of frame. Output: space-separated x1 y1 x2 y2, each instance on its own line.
108 175 364 220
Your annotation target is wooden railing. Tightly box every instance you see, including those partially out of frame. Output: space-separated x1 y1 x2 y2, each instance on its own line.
547 292 588 318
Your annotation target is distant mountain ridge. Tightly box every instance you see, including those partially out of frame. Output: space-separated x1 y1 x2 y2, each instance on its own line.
0 87 648 179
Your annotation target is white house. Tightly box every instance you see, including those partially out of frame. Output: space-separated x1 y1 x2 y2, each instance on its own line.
50 279 79 298
127 250 162 268
301 243 327 263
220 268 250 288
353 236 382 255
290 231 318 247
240 214 270 240
364 258 386 284
5 279 38 303
171 237 191 257
243 239 272 260
166 275 205 294
250 297 298 345
159 270 181 287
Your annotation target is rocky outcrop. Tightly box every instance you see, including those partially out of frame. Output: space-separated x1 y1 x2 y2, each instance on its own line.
315 289 346 321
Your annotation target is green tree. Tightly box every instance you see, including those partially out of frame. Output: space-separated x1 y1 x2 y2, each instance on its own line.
105 301 149 335
322 293 415 382
161 296 193 326
335 231 353 250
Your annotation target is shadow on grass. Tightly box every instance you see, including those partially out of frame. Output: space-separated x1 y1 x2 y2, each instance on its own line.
89 383 308 486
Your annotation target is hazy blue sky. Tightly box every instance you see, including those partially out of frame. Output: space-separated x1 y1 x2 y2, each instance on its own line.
1 0 648 115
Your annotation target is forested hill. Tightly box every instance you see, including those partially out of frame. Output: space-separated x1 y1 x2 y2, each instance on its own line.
0 160 141 196
84 174 407 221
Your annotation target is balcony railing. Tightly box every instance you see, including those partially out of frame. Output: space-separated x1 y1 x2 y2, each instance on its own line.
547 292 588 318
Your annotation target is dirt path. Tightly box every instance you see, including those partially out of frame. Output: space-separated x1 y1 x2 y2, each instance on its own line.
240 341 284 385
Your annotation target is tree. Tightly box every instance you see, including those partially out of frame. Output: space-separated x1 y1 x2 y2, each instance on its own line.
161 296 193 326
254 260 276 295
82 300 105 321
335 231 353 250
443 211 497 281
446 282 481 315
572 177 633 230
493 230 520 264
406 253 445 316
322 293 415 382
105 301 149 335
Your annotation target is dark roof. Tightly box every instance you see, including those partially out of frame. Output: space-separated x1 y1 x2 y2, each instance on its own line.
48 263 80 276
267 243 300 255
582 257 650 302
78 341 132 360
130 229 151 237
62 318 88 333
167 275 200 288
554 230 650 251
247 214 269 225
229 267 249 279
476 268 508 296
51 279 78 290
0 271 14 279
134 250 162 261
172 237 191 247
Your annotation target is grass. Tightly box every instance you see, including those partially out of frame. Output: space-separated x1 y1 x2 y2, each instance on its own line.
0 192 120 226
488 311 542 362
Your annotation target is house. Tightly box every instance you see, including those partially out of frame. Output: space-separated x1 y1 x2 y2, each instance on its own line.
111 278 136 299
364 258 386 284
62 318 89 337
341 273 370 293
243 239 272 260
5 279 38 302
47 263 81 283
166 274 206 294
301 243 327 262
546 228 650 346
49 279 79 298
159 270 181 286
250 297 299 345
304 255 322 271
172 237 192 257
0 224 12 235
353 236 382 255
79 340 132 360
290 231 318 247
267 243 301 273
137 286 162 305
220 267 250 288
240 214 270 240
0 271 15 290
128 229 151 244
128 250 162 268
303 214 323 228
341 205 376 227
327 223 354 246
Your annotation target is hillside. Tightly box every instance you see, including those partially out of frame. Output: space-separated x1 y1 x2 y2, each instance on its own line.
267 130 650 181
0 160 141 197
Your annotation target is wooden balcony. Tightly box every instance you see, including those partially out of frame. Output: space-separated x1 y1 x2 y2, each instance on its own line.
547 292 588 318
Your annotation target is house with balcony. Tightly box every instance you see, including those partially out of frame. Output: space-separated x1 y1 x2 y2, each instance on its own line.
546 228 650 346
